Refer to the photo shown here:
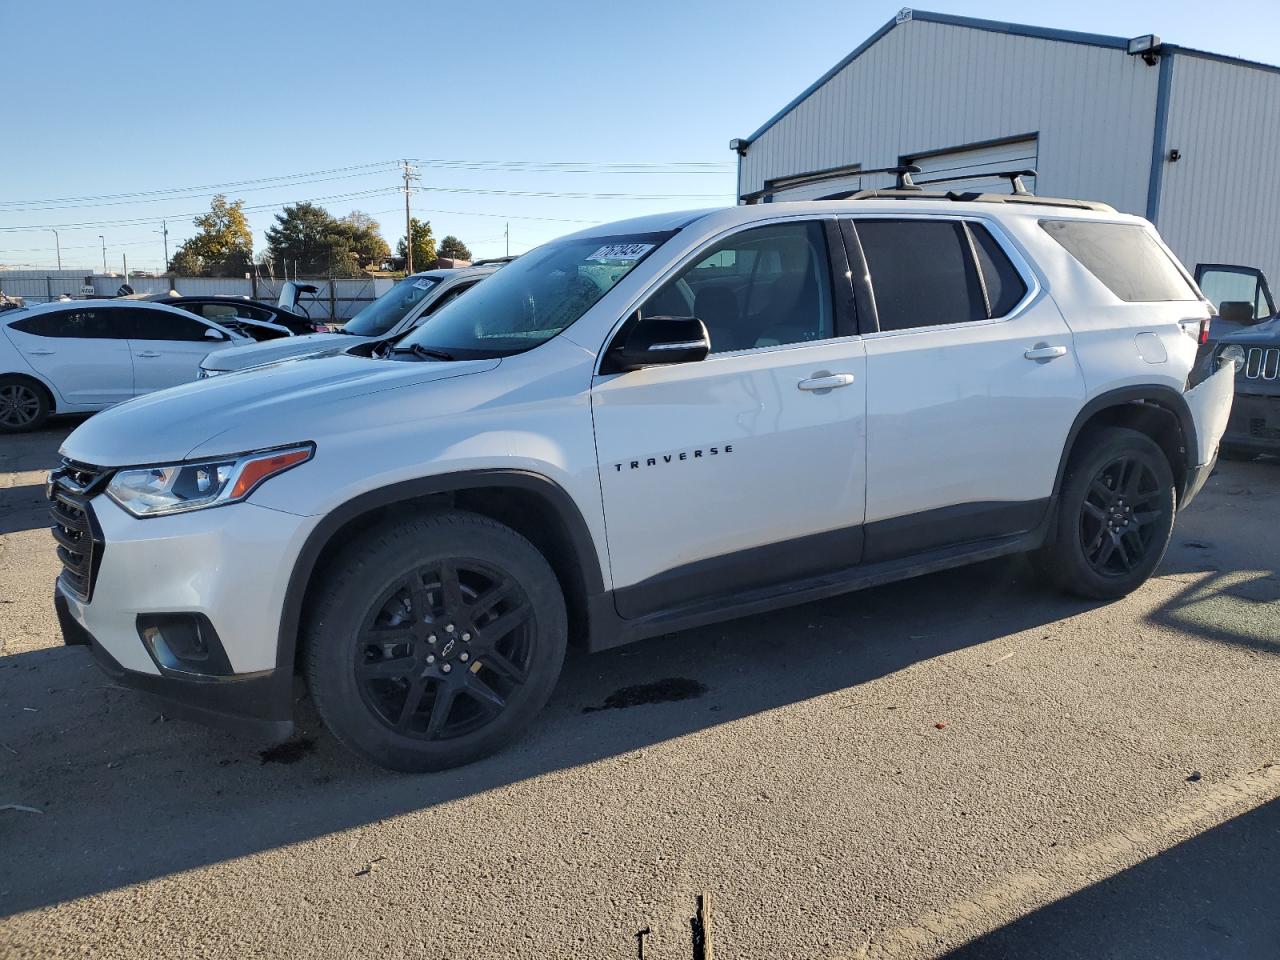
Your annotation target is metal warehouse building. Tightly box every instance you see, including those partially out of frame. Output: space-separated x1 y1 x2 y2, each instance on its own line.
735 8 1280 287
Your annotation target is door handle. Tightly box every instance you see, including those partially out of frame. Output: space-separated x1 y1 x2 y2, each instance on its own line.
798 373 856 391
1024 344 1068 362
26 349 55 356
136 351 161 358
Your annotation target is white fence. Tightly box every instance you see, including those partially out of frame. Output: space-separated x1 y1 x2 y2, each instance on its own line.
0 270 381 322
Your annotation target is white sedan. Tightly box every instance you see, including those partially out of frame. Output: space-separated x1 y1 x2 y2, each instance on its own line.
0 299 286 432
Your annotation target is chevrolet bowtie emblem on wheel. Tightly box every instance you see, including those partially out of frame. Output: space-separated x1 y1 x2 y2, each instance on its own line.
441 638 456 658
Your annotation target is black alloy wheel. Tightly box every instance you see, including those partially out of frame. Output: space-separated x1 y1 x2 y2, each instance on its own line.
1032 426 1176 600
355 560 534 741
1079 454 1167 577
304 510 567 772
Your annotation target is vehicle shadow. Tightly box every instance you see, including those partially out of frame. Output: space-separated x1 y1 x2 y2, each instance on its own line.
943 795 1280 959
0 555 1099 916
0 482 49 536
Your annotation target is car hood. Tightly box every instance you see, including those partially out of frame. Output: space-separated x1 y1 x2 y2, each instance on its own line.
1217 315 1280 345
61 354 499 467
202 331 370 372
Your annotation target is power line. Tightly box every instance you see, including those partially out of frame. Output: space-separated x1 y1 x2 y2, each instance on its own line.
0 157 732 210
0 168 400 214
0 161 398 209
0 187 403 233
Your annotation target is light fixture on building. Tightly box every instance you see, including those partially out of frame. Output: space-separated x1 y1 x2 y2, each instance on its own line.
729 138 749 156
1127 34 1162 66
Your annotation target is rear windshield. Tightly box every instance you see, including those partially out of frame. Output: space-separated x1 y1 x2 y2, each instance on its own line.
1040 220 1197 303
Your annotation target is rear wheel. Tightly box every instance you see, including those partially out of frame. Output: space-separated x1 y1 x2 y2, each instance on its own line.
0 376 50 433
1033 427 1176 599
304 511 567 772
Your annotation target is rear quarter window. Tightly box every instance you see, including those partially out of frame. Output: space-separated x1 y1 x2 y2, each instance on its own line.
1040 220 1197 302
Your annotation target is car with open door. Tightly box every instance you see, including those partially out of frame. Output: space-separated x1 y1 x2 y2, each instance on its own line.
0 299 257 432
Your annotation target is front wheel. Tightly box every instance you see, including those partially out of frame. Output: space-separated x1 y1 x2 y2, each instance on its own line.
1033 427 1176 600
304 511 567 772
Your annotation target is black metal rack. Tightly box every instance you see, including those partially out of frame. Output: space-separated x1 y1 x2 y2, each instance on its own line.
775 165 1115 212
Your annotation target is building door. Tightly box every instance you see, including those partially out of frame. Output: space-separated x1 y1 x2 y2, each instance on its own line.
905 136 1039 194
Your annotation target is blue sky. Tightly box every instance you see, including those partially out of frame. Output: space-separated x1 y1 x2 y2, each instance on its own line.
3 0 1277 271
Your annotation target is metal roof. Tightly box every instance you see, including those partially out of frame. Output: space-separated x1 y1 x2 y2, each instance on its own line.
743 8 1280 146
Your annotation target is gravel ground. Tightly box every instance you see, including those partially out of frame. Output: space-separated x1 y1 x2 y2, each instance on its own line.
1 420 1277 959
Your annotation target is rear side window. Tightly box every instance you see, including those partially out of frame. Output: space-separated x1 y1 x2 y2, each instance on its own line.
855 220 987 331
9 309 129 339
969 225 1027 317
1040 220 1197 302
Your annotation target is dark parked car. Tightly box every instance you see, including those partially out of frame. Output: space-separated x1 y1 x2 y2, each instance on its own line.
125 292 328 335
1214 319 1280 460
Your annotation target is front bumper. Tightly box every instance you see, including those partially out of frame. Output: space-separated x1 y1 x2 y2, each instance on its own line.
52 493 318 738
56 583 294 740
1222 391 1280 453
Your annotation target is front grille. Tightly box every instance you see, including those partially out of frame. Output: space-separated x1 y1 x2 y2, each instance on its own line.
48 459 110 602
1243 347 1280 380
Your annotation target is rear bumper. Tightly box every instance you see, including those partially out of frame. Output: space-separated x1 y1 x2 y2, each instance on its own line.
55 582 294 741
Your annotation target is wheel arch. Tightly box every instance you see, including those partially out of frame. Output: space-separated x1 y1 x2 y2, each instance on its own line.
276 470 607 681
1054 385 1198 504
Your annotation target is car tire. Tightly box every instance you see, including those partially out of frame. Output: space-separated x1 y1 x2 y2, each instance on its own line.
0 376 51 433
303 510 567 772
1033 427 1176 600
1218 445 1255 462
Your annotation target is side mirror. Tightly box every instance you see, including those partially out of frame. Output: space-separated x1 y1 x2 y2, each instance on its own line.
604 315 710 373
204 327 228 341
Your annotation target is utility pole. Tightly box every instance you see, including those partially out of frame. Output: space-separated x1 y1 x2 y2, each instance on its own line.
98 235 107 274
159 219 169 270
505 221 509 258
401 159 419 273
47 229 61 270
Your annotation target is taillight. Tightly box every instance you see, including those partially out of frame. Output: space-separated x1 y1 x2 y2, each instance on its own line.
1199 317 1211 345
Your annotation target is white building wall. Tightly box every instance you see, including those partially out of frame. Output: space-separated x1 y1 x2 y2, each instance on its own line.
741 19 1161 214
1156 53 1280 286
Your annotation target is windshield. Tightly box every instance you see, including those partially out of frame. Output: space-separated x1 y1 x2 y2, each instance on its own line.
395 232 670 359
343 276 441 337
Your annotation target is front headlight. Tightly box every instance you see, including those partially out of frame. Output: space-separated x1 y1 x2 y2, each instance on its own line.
1219 344 1246 372
106 444 313 517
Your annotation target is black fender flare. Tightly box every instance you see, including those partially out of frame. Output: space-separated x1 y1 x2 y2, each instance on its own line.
271 469 607 691
1052 384 1199 499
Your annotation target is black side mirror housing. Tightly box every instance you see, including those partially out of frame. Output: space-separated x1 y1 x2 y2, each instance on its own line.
604 314 710 373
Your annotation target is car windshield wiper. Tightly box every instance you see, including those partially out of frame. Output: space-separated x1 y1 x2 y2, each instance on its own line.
391 343 456 362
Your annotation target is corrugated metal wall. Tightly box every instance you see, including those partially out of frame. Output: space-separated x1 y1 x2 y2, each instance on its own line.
1156 53 1280 287
740 19 1160 214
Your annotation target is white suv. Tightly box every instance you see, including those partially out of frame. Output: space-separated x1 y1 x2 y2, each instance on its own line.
50 190 1235 771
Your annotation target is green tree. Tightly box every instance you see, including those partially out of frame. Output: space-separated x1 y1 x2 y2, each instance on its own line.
167 195 253 277
336 211 392 273
396 217 436 273
263 203 389 278
437 235 472 262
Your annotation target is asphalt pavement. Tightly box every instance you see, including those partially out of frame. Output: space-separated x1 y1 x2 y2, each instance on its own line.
1 419 1278 959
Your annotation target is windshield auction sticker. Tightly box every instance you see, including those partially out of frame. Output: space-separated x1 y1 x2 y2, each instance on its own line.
412 278 435 290
586 243 654 263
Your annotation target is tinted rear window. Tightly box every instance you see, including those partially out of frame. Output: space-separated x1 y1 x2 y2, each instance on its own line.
970 224 1027 317
856 219 987 331
1040 220 1196 302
